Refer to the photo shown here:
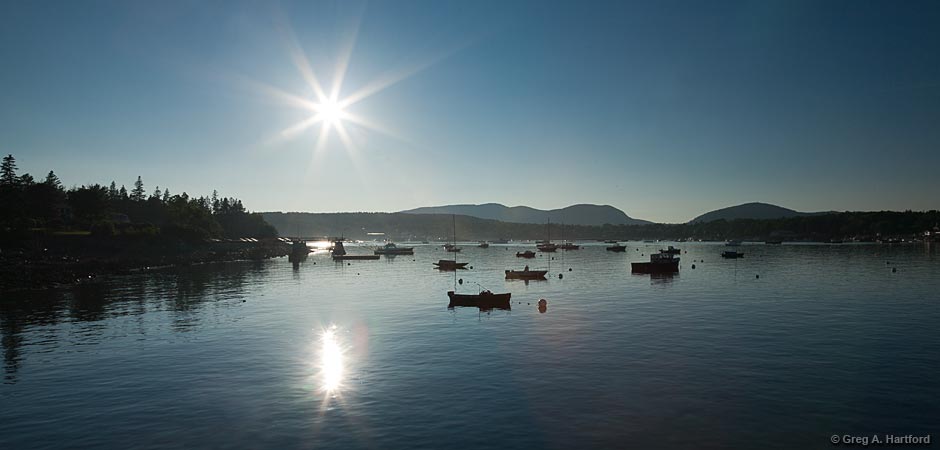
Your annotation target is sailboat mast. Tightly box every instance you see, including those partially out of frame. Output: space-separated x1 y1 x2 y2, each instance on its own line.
547 217 551 272
453 214 457 290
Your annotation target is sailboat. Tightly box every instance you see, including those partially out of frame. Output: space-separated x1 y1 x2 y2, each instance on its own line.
442 216 511 309
560 223 579 250
434 215 468 270
536 218 558 252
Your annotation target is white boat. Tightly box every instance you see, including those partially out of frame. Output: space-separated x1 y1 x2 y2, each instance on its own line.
374 242 414 255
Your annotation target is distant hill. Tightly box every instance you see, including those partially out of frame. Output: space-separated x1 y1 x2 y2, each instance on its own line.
399 203 651 226
260 210 937 242
690 202 824 223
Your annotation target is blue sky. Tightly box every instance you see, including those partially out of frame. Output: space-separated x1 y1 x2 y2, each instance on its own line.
1 0 938 223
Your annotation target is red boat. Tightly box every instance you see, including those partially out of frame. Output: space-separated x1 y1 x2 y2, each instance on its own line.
631 252 679 273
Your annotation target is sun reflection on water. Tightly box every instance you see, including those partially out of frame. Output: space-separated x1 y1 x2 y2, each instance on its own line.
319 326 345 393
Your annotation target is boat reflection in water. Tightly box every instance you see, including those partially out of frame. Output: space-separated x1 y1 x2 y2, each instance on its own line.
649 272 678 285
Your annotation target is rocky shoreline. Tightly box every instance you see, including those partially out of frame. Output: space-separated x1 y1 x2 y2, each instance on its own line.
0 238 291 292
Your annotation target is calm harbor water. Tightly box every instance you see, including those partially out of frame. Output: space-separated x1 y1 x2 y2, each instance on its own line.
1 242 938 449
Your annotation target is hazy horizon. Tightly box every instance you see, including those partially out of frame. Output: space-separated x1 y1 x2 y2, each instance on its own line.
3 0 939 223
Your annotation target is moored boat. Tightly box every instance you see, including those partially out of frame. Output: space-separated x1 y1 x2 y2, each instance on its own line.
291 240 310 255
561 242 580 250
537 242 558 252
478 241 490 248
289 240 310 264
447 290 511 310
606 244 627 252
516 250 536 258
721 251 744 259
374 242 415 255
331 239 379 260
725 240 742 247
631 252 679 273
332 239 348 256
434 259 468 270
765 239 783 245
436 215 469 270
333 254 380 261
505 266 548 280
661 246 681 254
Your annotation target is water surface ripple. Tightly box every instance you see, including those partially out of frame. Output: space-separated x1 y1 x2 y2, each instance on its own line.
1 243 938 449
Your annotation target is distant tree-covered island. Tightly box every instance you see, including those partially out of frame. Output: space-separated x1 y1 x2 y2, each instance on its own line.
0 154 285 291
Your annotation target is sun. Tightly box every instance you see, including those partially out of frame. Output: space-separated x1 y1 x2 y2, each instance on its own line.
315 97 346 125
263 11 446 158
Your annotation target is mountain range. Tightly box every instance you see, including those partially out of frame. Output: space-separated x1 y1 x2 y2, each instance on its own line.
399 203 652 226
689 202 826 223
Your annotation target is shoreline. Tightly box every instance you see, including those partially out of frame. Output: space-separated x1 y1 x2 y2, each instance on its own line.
0 238 291 293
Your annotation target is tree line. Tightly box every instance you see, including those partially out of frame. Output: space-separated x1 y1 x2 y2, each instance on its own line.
0 154 276 242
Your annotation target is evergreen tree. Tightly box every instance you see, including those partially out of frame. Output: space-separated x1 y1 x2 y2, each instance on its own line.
162 188 170 203
119 185 129 201
131 176 145 201
18 174 35 187
44 171 63 191
152 186 162 200
1 154 17 186
108 181 118 199
211 190 220 214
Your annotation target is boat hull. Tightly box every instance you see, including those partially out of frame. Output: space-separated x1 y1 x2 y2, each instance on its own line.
333 255 380 261
721 252 744 259
434 260 468 270
631 261 679 273
516 252 536 258
374 249 414 255
606 246 627 252
505 270 548 280
447 290 511 309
